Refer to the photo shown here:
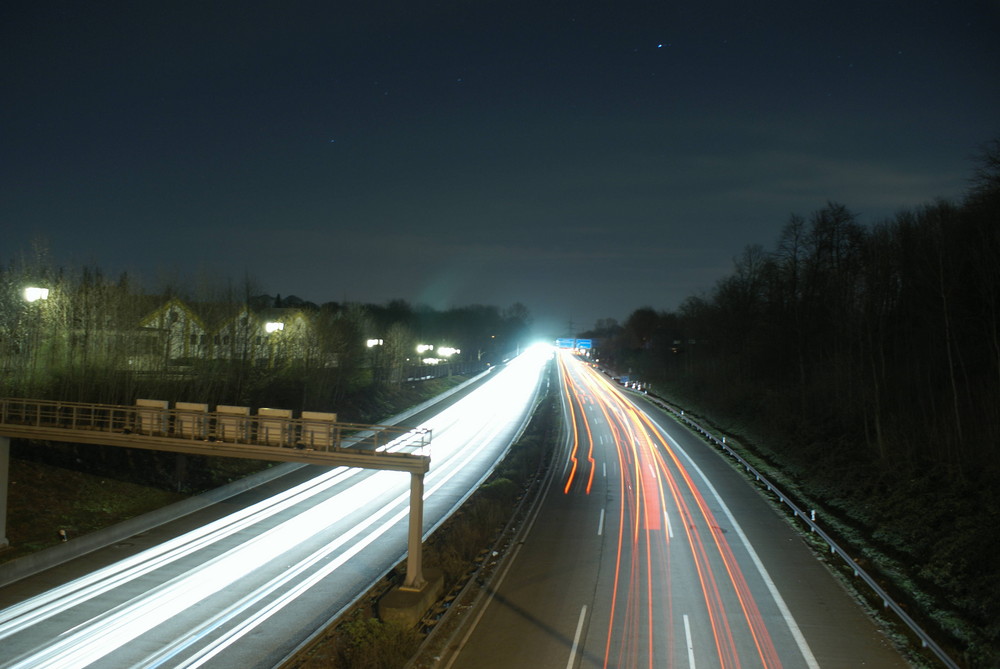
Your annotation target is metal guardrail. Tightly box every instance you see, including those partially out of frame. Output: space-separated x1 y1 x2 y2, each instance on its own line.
641 393 961 669
0 397 430 458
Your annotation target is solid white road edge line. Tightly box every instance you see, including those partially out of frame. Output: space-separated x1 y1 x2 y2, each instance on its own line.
651 415 821 669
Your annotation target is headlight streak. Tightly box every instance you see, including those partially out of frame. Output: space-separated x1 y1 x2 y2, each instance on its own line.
138 370 544 667
0 348 550 669
136 382 539 669
558 355 798 669
7 470 402 669
0 466 360 640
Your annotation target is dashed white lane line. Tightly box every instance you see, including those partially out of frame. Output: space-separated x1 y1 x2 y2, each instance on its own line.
567 605 588 669
684 613 696 669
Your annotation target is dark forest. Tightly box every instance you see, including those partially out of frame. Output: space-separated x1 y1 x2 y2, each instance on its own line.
583 140 1000 666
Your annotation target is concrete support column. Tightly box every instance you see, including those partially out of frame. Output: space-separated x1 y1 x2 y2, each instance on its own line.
380 471 440 625
1 436 9 548
402 471 425 590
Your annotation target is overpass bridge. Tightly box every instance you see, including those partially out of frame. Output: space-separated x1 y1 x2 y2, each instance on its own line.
0 397 432 589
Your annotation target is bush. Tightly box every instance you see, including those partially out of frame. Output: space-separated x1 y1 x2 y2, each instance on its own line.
336 617 421 669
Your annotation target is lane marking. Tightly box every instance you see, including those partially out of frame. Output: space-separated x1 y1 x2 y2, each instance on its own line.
603 461 607 478
650 416 821 669
597 508 605 536
567 605 588 669
684 614 696 669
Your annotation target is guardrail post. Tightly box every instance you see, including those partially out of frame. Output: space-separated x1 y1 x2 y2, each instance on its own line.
402 471 426 590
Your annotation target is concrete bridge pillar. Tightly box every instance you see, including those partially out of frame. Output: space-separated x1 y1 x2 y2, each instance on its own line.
404 471 425 590
379 470 443 627
1 436 9 548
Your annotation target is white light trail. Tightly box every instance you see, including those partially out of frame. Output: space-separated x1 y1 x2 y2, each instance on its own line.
0 347 550 669
0 467 360 640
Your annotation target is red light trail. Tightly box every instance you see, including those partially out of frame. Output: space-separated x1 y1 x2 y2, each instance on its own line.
556 351 785 669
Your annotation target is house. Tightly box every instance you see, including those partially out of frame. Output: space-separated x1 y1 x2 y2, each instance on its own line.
136 297 208 368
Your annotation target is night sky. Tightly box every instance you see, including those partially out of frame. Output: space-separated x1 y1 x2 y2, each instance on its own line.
4 1 998 336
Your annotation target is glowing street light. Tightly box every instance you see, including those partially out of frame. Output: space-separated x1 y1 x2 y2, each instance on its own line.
264 322 284 333
416 344 434 353
24 286 49 302
437 346 460 357
367 339 384 348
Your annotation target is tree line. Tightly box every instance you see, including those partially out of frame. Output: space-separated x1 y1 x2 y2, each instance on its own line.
583 140 1000 665
0 250 531 413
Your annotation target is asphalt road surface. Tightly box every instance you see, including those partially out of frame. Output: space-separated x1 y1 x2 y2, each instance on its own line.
446 350 908 669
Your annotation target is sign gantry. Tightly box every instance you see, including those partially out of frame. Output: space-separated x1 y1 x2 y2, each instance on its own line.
0 397 432 589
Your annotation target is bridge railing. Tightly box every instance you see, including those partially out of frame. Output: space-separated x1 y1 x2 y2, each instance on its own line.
0 397 430 457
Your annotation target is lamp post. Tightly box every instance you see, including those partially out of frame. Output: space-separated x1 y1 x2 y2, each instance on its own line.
22 286 51 388
264 322 284 368
367 338 384 384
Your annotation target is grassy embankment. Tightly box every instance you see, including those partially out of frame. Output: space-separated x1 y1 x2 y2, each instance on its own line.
647 377 997 669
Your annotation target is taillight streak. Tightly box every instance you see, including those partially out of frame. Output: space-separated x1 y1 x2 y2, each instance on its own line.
559 353 784 669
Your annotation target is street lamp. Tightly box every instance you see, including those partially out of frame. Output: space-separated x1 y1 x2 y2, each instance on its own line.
264 322 284 368
23 287 49 302
21 286 51 383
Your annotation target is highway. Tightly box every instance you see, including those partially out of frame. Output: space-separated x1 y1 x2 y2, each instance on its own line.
446 351 909 669
0 346 550 669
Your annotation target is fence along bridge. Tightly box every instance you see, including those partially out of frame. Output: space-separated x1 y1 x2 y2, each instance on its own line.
0 397 433 589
